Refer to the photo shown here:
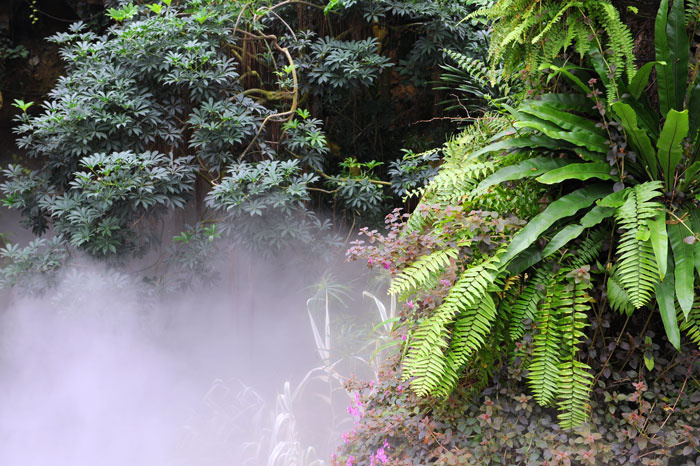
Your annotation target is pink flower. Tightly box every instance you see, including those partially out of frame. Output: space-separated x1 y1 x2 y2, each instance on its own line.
346 456 355 466
406 300 414 309
397 385 402 393
368 258 374 266
383 260 390 269
402 335 407 341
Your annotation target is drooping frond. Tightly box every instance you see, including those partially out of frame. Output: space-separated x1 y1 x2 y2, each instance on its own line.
471 0 636 82
555 275 594 428
607 267 635 315
614 182 664 308
508 268 549 340
388 247 459 297
436 293 498 397
402 256 501 397
527 274 562 406
590 2 637 82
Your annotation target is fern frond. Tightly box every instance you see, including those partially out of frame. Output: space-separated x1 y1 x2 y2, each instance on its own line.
607 266 635 315
555 275 594 428
436 293 498 397
403 256 501 397
614 182 664 308
590 2 636 83
679 301 700 348
568 228 606 268
686 0 700 28
389 247 459 297
527 274 562 406
509 268 549 340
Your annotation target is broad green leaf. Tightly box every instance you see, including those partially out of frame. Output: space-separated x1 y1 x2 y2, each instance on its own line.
655 0 673 114
473 157 570 194
518 101 604 135
612 102 658 177
537 93 597 115
536 163 615 184
468 135 569 160
629 61 665 99
598 188 630 208
515 119 610 153
667 0 689 111
647 210 668 279
669 221 695 316
542 206 614 258
655 258 681 350
657 109 689 190
506 246 542 275
501 184 611 266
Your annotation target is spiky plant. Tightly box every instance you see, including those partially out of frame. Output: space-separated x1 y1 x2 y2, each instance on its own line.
392 0 700 429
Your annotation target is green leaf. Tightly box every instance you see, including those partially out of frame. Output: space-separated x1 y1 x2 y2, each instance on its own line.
667 0 689 111
669 220 695 316
501 185 611 266
541 64 591 96
515 119 610 153
688 80 700 138
629 61 664 99
518 101 604 135
473 157 570 194
655 0 673 114
468 134 568 160
656 258 681 350
647 210 668 279
611 102 658 177
657 109 689 190
680 161 700 191
536 163 615 184
542 206 614 258
598 188 630 208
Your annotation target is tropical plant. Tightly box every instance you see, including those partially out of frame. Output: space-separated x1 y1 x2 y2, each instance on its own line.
471 0 637 82
389 0 700 428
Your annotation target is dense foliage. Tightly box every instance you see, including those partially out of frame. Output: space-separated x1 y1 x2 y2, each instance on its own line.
3 0 700 464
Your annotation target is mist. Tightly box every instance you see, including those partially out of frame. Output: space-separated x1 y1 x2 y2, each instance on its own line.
0 243 379 465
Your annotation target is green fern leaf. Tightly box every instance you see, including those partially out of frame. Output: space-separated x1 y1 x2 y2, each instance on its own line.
527 275 562 406
614 182 664 308
403 256 501 397
389 248 459 297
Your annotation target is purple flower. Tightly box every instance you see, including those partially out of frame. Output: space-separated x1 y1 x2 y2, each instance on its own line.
383 260 390 269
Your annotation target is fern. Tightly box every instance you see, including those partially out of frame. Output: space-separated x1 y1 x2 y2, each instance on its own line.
403 117 508 234
563 228 607 269
527 274 562 406
686 0 700 28
389 247 459 297
508 269 548 340
679 301 700 348
555 273 594 428
402 255 501 396
614 182 664 308
472 0 636 82
607 267 635 315
436 293 498 397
